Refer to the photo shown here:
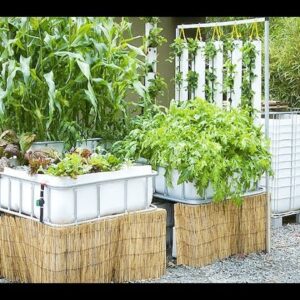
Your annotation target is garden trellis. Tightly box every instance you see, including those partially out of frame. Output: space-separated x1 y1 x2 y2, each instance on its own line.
175 18 265 117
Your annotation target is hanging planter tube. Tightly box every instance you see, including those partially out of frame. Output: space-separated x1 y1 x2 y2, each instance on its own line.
213 41 223 108
231 40 243 108
194 41 206 99
180 43 189 101
251 40 262 118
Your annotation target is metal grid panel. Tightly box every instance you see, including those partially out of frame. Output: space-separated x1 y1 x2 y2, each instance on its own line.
261 111 300 215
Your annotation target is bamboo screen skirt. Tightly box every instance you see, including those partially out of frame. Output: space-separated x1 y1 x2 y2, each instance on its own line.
174 192 267 267
0 208 166 283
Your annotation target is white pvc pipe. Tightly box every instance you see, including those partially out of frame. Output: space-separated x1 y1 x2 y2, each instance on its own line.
145 72 155 89
194 41 206 99
231 40 243 108
180 44 189 101
145 22 153 37
175 55 180 101
251 40 262 118
178 18 266 29
145 22 157 89
208 54 214 103
147 47 157 73
214 41 223 108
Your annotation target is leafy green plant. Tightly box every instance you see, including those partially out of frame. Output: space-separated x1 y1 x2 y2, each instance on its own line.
147 74 167 101
0 130 20 158
241 41 257 114
175 71 183 93
112 98 273 205
186 71 198 97
204 41 218 103
147 27 167 48
46 153 91 178
187 38 199 61
269 17 300 107
223 39 236 104
0 130 36 166
26 147 61 174
28 157 52 175
0 17 147 148
205 68 216 103
168 37 186 63
205 41 218 58
89 153 121 172
46 151 122 178
140 17 160 25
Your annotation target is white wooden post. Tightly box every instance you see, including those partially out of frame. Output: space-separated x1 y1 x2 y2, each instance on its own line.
194 41 206 99
231 40 243 108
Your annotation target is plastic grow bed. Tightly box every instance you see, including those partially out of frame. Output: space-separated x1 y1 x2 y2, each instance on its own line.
0 165 156 225
154 167 263 205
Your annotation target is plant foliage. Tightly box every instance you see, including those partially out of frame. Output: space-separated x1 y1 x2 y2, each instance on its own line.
112 98 273 205
0 17 147 147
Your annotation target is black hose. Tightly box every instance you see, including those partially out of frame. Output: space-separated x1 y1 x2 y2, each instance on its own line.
38 184 45 223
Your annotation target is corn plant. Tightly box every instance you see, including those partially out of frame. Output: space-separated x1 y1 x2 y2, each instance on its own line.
0 17 147 148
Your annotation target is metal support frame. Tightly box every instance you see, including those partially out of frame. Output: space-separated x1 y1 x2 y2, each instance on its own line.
0 204 159 228
154 187 266 205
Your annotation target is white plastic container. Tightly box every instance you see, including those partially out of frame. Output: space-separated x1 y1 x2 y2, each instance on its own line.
271 195 300 214
76 138 102 152
30 141 64 155
0 165 154 224
154 167 254 201
155 167 212 200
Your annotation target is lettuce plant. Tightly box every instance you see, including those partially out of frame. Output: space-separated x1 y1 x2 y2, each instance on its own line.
46 151 122 178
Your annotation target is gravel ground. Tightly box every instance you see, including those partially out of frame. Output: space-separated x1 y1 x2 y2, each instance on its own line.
144 222 300 283
1 222 300 283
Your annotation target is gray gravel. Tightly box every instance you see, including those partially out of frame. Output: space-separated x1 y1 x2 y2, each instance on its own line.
1 222 300 283
144 222 300 283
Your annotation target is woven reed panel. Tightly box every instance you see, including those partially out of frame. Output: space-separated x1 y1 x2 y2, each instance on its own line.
0 208 166 283
175 192 267 267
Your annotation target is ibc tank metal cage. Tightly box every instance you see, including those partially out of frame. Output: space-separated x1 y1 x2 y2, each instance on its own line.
0 169 157 227
260 109 300 217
